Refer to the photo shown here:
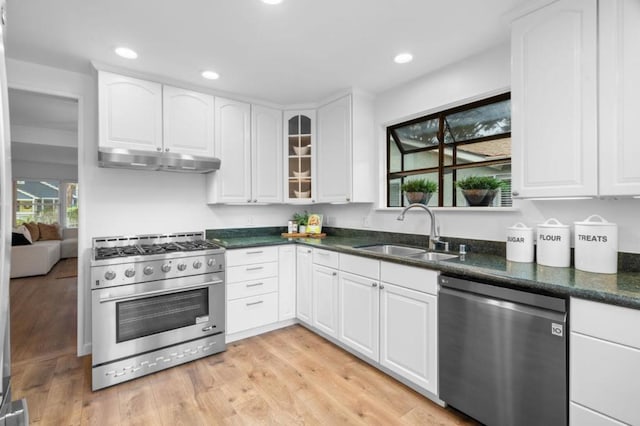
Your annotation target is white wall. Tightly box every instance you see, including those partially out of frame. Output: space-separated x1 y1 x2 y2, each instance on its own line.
12 160 77 181
320 43 640 254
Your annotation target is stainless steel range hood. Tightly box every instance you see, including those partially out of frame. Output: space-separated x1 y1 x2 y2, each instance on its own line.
98 147 221 173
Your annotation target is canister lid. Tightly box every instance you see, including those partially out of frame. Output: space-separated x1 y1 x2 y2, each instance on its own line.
537 218 569 229
574 214 617 227
508 222 532 230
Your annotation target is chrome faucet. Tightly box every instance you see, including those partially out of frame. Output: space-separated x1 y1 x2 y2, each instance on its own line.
397 203 448 251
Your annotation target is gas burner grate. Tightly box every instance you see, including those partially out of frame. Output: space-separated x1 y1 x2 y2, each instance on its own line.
92 233 223 262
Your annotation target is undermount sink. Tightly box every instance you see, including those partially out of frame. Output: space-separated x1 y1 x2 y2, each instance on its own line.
354 244 427 257
407 251 459 262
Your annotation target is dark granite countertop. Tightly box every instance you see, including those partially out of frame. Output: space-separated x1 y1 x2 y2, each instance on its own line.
207 227 640 310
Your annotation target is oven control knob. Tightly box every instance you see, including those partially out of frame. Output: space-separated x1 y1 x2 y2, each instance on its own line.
143 266 154 275
161 263 171 273
177 263 187 271
207 258 215 267
124 268 136 278
104 270 116 280
193 260 203 269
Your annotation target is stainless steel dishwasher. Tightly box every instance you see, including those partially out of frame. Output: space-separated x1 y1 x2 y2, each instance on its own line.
438 275 567 426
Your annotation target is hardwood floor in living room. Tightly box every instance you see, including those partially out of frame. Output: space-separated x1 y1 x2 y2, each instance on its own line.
10 260 477 425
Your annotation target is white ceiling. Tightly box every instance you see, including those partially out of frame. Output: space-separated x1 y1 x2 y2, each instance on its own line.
5 0 524 105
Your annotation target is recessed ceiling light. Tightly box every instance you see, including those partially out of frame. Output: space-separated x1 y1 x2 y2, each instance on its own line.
201 70 220 80
262 0 283 4
394 53 413 64
114 47 138 59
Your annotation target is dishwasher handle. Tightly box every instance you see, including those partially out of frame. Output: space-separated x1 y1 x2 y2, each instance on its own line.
439 286 566 324
439 274 566 313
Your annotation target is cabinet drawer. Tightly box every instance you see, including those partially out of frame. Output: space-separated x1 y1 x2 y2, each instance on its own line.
227 292 278 334
571 333 640 425
571 298 640 348
227 261 277 284
313 249 339 269
339 253 379 280
570 403 625 426
226 246 279 266
227 277 278 301
380 261 438 295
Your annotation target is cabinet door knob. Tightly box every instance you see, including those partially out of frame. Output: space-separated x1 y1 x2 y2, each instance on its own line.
156 147 161 151
380 285 385 290
332 272 337 276
372 283 377 287
512 191 519 197
346 198 350 202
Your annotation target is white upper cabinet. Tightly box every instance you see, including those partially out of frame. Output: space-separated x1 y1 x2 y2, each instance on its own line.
252 105 283 203
598 0 640 196
99 71 216 159
316 93 375 203
511 0 598 198
208 100 283 203
209 97 252 203
285 110 316 204
317 95 351 202
99 71 163 152
162 85 214 157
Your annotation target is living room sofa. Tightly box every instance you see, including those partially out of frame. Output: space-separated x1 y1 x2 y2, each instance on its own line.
10 227 78 278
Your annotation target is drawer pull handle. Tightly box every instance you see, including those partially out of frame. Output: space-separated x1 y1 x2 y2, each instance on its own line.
246 282 264 287
246 266 264 271
246 300 264 306
246 250 264 254
317 252 330 256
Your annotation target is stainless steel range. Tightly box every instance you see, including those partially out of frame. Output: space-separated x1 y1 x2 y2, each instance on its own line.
90 232 225 390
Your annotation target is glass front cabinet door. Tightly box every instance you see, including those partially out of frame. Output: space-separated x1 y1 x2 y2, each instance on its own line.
285 110 316 203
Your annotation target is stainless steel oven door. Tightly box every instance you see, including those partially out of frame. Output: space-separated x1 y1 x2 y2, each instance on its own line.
91 272 224 366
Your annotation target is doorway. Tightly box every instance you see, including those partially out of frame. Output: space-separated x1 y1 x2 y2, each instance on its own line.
7 88 79 365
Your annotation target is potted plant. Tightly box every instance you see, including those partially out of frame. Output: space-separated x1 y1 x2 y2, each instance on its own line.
292 210 309 233
455 175 505 207
401 178 438 205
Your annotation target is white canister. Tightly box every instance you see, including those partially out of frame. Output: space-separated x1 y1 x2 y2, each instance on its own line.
574 215 618 274
506 223 535 263
536 218 571 267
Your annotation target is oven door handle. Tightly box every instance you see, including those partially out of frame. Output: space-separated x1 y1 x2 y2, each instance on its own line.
98 280 223 304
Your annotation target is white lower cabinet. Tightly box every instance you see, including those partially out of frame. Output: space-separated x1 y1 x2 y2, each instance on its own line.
570 298 640 426
296 251 439 398
227 293 279 335
226 247 278 335
338 271 379 361
296 246 313 325
312 263 339 338
379 281 438 395
278 245 296 321
338 253 380 362
570 403 626 426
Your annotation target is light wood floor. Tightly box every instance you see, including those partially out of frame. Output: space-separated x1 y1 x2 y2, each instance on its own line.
10 260 477 425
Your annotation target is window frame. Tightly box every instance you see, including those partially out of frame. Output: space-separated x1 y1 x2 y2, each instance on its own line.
13 179 79 228
386 92 512 207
